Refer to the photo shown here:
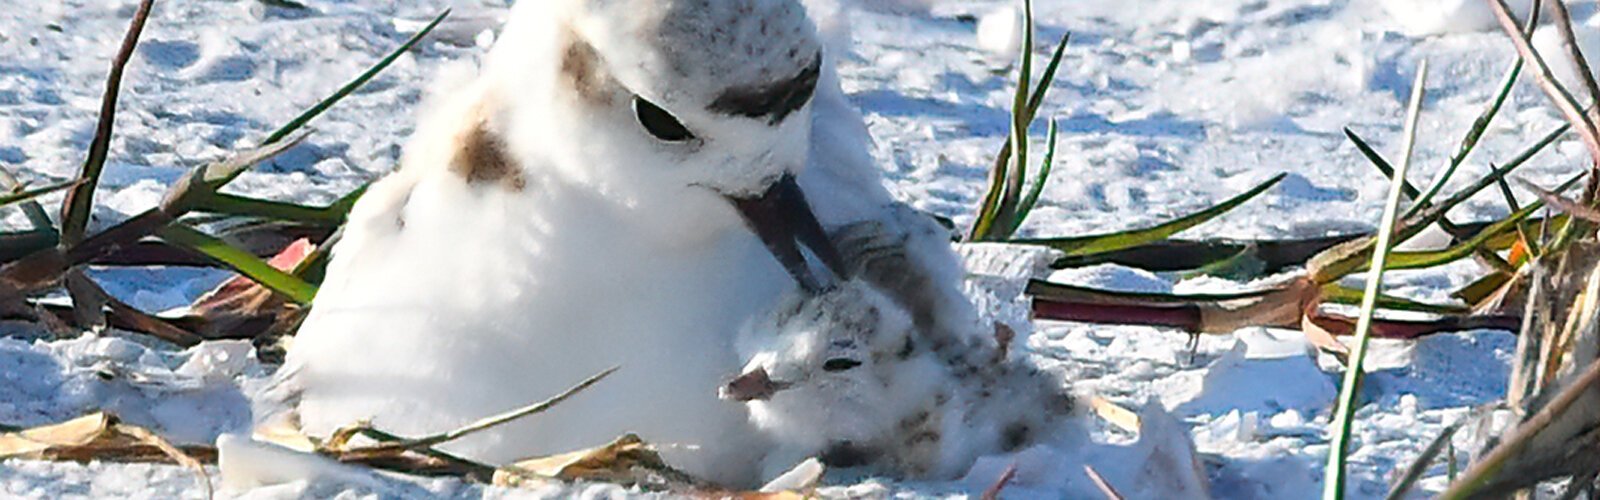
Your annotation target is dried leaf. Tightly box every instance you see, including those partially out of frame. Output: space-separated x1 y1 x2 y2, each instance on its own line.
1300 304 1353 364
494 434 700 490
0 412 217 470
1088 396 1141 433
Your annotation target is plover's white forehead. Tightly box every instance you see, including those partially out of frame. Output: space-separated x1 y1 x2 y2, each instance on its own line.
568 0 823 116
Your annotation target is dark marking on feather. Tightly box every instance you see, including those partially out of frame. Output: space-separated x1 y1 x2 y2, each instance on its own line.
451 122 525 191
1001 422 1030 451
708 54 820 124
561 29 613 105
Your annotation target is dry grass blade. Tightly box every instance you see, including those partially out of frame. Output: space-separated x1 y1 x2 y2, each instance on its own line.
58 0 154 246
1545 0 1600 124
1384 405 1499 500
0 168 56 231
1440 359 1600 499
495 434 703 490
0 411 217 465
115 423 213 499
1488 0 1600 164
0 179 80 209
343 366 620 456
1520 178 1600 222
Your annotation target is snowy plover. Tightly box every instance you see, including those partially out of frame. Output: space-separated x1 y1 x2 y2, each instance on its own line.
723 240 1076 479
277 0 976 486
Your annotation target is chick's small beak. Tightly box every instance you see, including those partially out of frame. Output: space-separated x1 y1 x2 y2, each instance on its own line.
720 367 793 402
728 173 849 293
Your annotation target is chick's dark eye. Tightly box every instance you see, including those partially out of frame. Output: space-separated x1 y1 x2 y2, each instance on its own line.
633 97 695 142
822 358 862 372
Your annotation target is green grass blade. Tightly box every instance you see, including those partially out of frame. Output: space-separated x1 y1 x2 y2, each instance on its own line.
990 0 1037 239
1312 123 1567 282
1012 119 1058 230
1403 60 1522 219
157 223 317 304
0 180 80 210
197 193 350 224
1319 283 1469 315
1025 32 1071 120
1324 60 1426 500
1026 279 1278 303
1387 173 1579 272
1017 172 1285 256
259 9 450 147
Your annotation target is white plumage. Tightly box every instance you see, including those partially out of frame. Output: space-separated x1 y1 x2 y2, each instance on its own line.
724 224 1079 480
274 0 976 487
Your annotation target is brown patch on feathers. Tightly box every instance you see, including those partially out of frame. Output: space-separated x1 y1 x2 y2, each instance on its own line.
449 120 525 191
560 28 614 105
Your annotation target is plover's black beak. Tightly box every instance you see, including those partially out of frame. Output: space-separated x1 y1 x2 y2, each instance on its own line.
728 173 849 294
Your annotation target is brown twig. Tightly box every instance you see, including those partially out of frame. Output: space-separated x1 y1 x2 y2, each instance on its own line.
58 0 155 246
980 462 1018 500
1083 464 1126 500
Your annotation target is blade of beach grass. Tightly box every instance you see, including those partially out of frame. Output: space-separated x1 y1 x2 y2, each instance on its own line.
1488 0 1600 165
1011 119 1058 230
156 223 317 305
991 0 1036 236
1310 122 1568 284
1324 60 1426 500
969 3 1069 242
0 180 81 210
970 0 1035 242
1345 128 1516 270
1403 3 1539 219
1319 284 1468 315
259 9 449 148
1018 173 1285 258
58 0 154 247
0 168 56 232
1385 202 1546 271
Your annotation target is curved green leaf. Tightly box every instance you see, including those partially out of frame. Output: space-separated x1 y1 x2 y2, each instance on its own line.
158 223 317 304
1018 172 1285 257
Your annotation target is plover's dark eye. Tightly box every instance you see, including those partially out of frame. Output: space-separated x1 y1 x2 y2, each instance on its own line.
633 97 695 142
822 358 862 372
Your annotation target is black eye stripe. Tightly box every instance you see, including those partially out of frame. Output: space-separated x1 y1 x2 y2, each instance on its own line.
823 358 862 372
633 97 695 142
708 54 821 124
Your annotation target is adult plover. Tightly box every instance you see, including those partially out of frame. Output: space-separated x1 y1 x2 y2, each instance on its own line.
277 0 975 486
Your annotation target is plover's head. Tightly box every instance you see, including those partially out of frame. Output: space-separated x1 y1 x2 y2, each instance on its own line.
724 281 944 466
489 0 844 291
